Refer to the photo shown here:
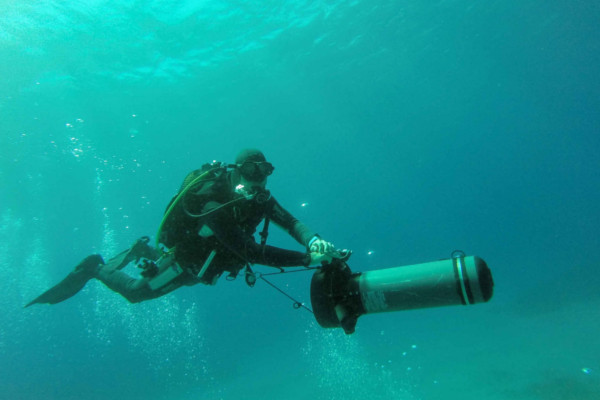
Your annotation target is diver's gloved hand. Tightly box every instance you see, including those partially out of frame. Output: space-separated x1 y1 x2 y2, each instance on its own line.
309 238 336 255
310 237 352 261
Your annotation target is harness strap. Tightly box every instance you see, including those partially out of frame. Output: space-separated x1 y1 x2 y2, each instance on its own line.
197 250 217 280
260 216 270 247
259 199 275 256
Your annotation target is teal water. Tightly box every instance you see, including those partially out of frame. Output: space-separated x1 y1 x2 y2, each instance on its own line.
1 1 599 399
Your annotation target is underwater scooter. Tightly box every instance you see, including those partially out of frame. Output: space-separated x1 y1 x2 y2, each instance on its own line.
310 251 494 334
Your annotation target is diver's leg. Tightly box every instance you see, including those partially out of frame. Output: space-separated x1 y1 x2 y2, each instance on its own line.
25 248 182 307
95 268 161 303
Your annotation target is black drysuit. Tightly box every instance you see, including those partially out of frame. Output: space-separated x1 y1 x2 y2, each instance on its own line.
96 169 317 302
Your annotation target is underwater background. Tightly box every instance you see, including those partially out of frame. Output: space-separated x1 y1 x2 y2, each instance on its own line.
1 1 599 399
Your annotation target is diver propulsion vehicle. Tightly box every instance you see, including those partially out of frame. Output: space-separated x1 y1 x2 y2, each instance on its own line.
310 251 494 334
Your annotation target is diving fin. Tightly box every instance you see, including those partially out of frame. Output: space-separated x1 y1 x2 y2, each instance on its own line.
24 236 158 308
24 254 104 308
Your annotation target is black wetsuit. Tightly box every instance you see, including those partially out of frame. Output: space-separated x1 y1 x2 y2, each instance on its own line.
96 168 316 302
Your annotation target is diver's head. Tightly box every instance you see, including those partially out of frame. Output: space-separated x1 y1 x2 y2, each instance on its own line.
234 148 274 188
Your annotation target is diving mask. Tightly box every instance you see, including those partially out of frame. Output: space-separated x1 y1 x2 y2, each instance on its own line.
237 161 274 181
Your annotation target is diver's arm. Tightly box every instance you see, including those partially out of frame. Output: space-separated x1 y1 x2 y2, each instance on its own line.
254 244 311 267
269 198 318 248
202 201 310 267
269 198 338 256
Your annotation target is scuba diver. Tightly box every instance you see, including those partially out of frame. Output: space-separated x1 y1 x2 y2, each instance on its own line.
26 148 347 306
